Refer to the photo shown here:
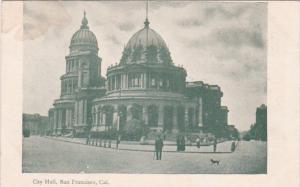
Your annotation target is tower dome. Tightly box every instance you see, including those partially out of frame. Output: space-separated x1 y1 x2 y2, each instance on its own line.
120 19 173 65
69 11 98 54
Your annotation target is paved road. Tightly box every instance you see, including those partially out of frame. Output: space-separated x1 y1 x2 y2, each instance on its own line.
22 136 267 174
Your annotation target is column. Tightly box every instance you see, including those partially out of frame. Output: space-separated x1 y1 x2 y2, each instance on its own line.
172 106 178 133
126 74 128 89
113 105 118 129
114 75 117 90
78 68 82 88
83 100 87 125
95 107 98 126
102 112 106 126
53 109 57 133
74 102 78 125
99 107 102 126
141 73 144 88
58 109 62 133
120 74 123 89
143 105 148 125
68 109 72 127
126 105 132 122
158 105 164 129
78 101 82 124
70 109 74 127
198 97 203 127
192 108 196 127
65 109 69 127
71 79 74 94
184 107 189 129
144 73 147 88
123 74 126 89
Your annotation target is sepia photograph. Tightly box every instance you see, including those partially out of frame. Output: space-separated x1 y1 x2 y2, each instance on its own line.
21 1 268 174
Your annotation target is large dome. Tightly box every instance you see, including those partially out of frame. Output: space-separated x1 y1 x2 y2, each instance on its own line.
69 12 98 53
125 21 167 50
120 19 173 65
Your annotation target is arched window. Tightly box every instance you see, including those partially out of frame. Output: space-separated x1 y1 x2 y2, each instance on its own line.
92 107 96 126
103 105 113 127
97 106 102 125
148 105 158 127
188 108 195 129
64 81 67 94
118 105 127 130
163 106 173 132
131 104 143 120
112 76 115 90
128 73 141 88
177 106 185 131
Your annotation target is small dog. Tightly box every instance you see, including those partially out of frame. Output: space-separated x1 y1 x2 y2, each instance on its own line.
210 158 220 165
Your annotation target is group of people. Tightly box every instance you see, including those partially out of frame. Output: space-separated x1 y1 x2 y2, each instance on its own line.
87 132 237 160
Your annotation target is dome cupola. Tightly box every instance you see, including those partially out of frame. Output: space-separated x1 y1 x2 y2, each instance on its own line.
120 18 173 65
69 11 98 54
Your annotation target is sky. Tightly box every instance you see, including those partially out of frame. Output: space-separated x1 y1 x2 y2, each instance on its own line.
23 1 267 131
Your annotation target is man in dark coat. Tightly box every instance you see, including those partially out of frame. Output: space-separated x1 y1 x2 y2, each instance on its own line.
155 136 164 160
181 136 186 151
213 138 217 152
176 135 180 151
231 141 236 152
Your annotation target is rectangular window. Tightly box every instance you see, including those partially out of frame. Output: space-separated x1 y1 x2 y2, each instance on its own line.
72 61 75 71
151 78 155 86
159 79 163 87
135 77 138 87
112 76 115 90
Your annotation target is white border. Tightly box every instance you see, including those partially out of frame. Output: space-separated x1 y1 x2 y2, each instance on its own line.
1 1 299 187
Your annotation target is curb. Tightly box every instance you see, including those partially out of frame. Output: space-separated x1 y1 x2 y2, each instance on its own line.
44 137 232 154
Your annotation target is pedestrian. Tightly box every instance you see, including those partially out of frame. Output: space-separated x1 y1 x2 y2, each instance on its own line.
116 134 121 149
155 136 164 160
231 141 236 152
181 136 186 151
213 138 217 152
86 132 91 145
196 137 201 148
180 135 185 151
176 135 180 151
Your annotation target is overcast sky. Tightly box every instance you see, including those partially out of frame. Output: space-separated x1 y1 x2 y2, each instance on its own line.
23 1 267 131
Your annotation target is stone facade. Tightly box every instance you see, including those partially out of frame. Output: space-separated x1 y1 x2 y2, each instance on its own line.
49 13 229 136
23 113 49 135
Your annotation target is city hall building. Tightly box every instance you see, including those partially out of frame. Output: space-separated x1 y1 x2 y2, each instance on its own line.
48 12 229 136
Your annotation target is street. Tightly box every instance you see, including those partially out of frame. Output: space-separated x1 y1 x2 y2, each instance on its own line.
23 136 267 174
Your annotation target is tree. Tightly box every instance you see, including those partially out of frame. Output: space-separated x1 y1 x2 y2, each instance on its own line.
121 119 149 141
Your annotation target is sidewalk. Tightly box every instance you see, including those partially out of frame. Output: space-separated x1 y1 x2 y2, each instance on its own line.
46 136 234 153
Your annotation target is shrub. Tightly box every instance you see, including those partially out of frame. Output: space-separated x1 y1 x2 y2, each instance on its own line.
121 119 149 141
92 128 118 139
23 128 30 137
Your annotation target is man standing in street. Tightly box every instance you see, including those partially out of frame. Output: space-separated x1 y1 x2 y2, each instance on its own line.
213 138 217 152
155 135 164 160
